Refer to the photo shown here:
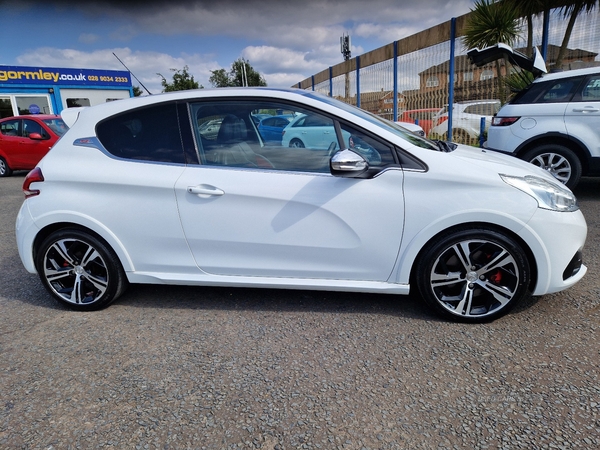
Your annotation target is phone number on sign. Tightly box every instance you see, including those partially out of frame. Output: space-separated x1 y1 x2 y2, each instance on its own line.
87 75 129 83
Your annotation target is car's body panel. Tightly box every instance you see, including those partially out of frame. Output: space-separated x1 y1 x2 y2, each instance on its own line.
0 114 66 173
487 66 600 186
14 87 587 317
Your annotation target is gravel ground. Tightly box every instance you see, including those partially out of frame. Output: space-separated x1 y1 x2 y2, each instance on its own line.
1 173 599 449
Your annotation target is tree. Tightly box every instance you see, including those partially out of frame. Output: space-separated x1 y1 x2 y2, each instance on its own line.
501 0 598 69
552 0 598 69
132 85 144 97
463 0 521 103
157 65 203 92
209 58 267 88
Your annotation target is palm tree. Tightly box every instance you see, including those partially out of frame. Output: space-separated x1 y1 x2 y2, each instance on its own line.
462 0 521 103
553 0 598 69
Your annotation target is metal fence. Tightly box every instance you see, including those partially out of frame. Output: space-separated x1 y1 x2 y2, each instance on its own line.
295 8 600 146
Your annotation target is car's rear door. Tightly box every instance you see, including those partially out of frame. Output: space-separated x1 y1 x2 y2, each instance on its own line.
564 73 600 159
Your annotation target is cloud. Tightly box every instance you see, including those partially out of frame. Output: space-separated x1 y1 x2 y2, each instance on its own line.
78 33 100 44
5 0 479 90
14 47 220 94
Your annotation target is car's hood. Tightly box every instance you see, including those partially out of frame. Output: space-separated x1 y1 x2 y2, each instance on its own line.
450 143 560 183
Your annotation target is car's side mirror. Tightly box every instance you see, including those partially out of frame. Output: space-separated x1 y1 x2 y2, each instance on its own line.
28 132 44 140
330 149 369 178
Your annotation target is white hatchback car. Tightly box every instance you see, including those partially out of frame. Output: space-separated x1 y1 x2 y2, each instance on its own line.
487 66 600 190
429 99 500 143
15 87 587 322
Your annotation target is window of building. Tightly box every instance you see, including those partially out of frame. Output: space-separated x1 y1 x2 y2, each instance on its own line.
66 98 91 108
426 76 439 87
480 70 494 81
15 96 51 115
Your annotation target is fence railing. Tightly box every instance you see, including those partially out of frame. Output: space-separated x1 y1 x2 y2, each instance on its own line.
294 8 600 146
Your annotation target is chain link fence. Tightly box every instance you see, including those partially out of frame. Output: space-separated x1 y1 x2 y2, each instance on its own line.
295 8 600 146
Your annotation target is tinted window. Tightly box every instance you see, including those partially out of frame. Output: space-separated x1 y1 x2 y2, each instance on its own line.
67 98 91 108
512 76 585 104
23 120 48 138
578 76 600 101
97 103 185 163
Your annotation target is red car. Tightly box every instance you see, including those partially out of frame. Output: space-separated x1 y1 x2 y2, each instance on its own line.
0 114 68 177
399 108 440 136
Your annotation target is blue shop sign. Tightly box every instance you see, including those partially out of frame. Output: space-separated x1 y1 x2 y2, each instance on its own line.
0 65 132 87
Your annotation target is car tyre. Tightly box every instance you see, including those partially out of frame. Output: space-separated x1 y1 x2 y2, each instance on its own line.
289 138 305 148
0 156 13 177
521 144 582 190
415 228 530 323
35 228 128 311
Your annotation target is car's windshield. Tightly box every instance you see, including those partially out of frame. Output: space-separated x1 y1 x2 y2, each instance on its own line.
42 118 68 137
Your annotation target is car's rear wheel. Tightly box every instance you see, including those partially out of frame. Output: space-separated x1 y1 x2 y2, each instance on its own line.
0 156 13 177
289 138 305 148
35 228 128 311
521 144 581 190
415 228 530 323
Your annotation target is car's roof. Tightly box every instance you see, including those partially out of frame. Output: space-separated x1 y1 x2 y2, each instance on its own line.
534 66 600 83
0 114 61 121
61 87 339 127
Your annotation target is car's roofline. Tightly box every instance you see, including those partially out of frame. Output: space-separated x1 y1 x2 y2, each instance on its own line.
534 66 600 82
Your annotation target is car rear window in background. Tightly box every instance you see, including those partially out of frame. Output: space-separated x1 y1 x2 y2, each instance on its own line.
512 76 585 104
96 103 185 164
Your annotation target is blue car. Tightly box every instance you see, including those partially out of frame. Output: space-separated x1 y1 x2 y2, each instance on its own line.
258 115 293 145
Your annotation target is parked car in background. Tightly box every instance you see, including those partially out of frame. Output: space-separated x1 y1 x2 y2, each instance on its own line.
399 108 439 135
257 115 294 145
0 114 68 177
395 121 426 137
429 100 500 145
486 66 600 190
15 87 586 322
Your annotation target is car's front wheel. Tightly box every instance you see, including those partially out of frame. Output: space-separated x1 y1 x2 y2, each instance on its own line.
35 228 128 311
415 228 530 323
521 144 581 190
0 156 13 177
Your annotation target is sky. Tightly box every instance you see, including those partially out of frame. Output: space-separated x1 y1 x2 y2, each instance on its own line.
0 0 477 94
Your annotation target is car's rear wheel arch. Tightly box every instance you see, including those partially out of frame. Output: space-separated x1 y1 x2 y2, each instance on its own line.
516 135 589 175
410 222 538 293
34 224 129 310
33 223 129 272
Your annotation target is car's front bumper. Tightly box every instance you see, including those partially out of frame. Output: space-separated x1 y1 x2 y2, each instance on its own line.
519 207 587 295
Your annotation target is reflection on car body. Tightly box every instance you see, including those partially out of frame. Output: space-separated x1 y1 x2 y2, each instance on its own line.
15 87 587 323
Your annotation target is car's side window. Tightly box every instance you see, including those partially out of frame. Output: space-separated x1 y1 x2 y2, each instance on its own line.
22 120 48 139
1 119 20 137
579 76 600 101
338 122 396 167
190 101 338 173
96 103 185 163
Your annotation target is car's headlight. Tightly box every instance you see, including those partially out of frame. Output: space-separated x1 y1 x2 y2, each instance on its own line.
500 174 579 212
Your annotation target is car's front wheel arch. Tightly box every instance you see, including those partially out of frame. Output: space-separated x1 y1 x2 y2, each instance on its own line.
410 222 537 322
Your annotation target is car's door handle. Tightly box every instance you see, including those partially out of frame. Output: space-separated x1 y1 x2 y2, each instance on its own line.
187 185 225 196
572 106 600 113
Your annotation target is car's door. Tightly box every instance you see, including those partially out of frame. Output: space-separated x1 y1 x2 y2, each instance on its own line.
0 119 25 166
20 119 53 167
175 99 405 281
564 74 600 158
